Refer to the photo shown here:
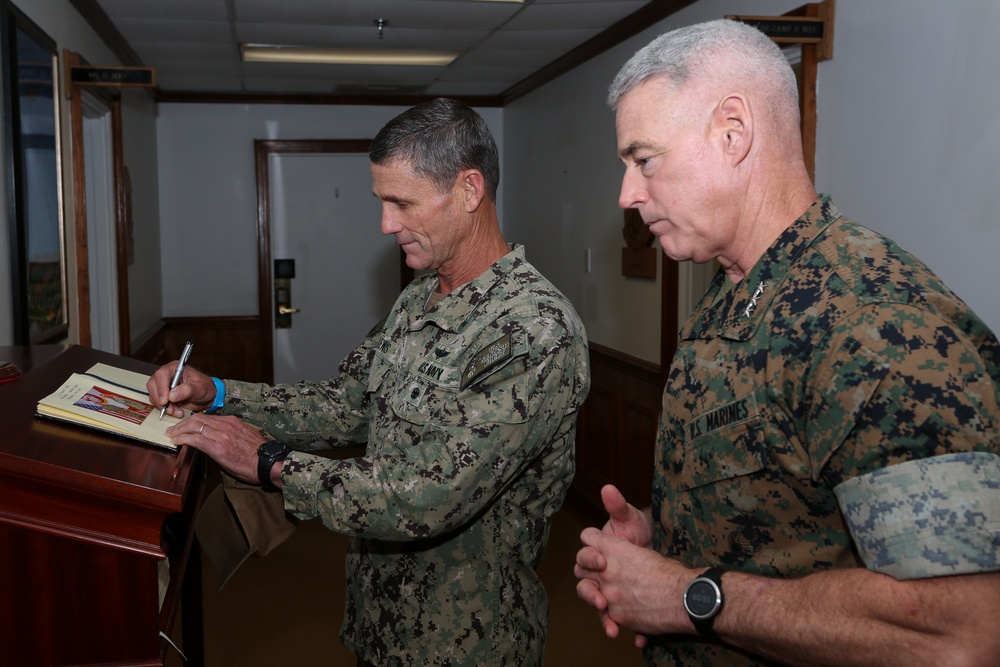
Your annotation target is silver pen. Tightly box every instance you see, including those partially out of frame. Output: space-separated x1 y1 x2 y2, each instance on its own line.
160 340 194 420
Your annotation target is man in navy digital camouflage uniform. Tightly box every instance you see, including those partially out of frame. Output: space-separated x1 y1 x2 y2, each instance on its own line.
150 98 590 666
575 19 1000 667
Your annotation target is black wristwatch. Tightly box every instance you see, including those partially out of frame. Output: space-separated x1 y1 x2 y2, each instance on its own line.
257 439 290 492
683 567 726 637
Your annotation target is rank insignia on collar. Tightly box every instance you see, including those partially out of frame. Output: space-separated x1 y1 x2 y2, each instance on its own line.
743 282 767 319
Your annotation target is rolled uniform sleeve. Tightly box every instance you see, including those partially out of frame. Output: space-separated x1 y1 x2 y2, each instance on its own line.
804 304 1000 578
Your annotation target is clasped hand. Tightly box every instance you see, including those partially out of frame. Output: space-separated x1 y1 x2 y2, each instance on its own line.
574 484 698 646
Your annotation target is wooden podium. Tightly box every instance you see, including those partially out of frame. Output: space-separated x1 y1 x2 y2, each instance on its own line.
0 345 205 666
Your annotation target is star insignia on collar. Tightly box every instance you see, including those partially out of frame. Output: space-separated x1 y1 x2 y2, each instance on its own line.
743 282 767 318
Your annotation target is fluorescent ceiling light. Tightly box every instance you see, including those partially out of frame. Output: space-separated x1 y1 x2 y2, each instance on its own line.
241 45 458 66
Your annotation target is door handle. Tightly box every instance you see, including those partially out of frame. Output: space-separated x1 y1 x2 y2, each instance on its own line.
278 305 301 315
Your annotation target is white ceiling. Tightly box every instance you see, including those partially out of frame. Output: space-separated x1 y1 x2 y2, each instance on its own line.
85 0 670 101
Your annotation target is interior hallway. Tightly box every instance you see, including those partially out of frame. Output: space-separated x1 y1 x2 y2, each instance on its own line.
168 467 642 666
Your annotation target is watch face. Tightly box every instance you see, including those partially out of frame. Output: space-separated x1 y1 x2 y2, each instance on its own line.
260 440 287 457
684 578 722 619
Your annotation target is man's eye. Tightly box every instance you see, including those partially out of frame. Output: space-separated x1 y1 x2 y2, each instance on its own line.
635 156 656 172
634 150 665 171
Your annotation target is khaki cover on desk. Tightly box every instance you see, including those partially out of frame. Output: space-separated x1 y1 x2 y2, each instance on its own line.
197 474 297 590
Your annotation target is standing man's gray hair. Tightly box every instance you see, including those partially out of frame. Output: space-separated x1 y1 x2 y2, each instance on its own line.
607 19 800 127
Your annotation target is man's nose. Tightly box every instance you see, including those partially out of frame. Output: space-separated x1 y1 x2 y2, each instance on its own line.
618 171 648 210
380 209 400 236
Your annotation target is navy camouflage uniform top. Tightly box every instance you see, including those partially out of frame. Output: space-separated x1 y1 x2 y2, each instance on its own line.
647 195 1000 667
221 244 590 666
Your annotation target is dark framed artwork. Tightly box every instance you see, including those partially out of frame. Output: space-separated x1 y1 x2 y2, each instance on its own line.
3 3 67 344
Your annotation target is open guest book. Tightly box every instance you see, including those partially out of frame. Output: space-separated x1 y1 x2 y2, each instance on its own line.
36 362 187 450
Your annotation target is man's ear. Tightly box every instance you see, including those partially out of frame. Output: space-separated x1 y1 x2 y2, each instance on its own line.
459 169 487 212
715 94 752 166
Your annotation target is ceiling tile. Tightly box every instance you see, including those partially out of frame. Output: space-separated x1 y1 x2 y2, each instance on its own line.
90 0 660 98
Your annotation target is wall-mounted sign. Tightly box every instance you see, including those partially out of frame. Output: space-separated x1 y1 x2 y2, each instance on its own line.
69 65 156 87
726 16 824 44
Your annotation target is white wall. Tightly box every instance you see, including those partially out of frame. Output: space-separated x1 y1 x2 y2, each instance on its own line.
815 1 1000 332
505 0 1000 363
121 90 163 343
503 33 662 363
155 103 504 317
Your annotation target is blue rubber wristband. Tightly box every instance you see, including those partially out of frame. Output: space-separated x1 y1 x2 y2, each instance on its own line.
205 377 226 414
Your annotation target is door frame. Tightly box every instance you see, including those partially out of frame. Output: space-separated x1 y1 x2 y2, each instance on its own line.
65 50 129 354
254 139 412 384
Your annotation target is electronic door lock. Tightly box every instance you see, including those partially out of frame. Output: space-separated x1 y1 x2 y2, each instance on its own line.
274 258 297 329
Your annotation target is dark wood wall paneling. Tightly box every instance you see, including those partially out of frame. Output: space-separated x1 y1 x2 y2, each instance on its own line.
570 342 661 524
131 316 264 383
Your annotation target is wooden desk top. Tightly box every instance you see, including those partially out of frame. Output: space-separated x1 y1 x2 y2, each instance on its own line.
0 343 68 375
0 344 200 556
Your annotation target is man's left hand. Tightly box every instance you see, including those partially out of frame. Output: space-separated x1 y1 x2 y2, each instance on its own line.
575 527 697 643
166 414 269 485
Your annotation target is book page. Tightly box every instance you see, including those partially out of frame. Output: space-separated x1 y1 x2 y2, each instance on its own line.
36 363 186 450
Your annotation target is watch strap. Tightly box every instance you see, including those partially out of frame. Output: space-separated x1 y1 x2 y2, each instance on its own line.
257 440 289 492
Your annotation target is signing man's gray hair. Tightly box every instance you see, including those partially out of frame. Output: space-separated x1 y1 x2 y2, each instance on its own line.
369 97 500 202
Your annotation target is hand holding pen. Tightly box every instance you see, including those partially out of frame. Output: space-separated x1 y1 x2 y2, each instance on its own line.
160 340 193 420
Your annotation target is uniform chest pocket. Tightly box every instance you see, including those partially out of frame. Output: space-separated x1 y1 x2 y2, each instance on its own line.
391 352 529 428
679 413 858 571
681 417 767 492
675 417 773 562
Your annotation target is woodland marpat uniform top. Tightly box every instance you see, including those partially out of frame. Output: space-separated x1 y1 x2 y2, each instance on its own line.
221 245 590 666
647 195 1000 667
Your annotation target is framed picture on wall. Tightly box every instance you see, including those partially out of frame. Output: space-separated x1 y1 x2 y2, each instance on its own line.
2 2 68 344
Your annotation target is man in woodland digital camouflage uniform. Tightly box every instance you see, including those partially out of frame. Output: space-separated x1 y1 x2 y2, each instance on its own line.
149 98 590 666
575 19 1000 667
